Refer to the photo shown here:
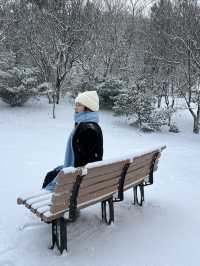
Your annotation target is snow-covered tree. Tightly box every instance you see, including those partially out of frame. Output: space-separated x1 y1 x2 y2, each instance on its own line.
97 78 127 109
113 79 170 131
172 0 200 133
0 64 39 106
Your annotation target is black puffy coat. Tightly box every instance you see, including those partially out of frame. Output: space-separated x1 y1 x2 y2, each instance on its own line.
42 122 103 188
73 122 103 167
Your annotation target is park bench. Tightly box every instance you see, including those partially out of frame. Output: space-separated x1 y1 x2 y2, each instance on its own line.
17 145 166 254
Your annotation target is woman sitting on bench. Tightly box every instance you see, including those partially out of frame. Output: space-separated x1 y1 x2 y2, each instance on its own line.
42 90 104 191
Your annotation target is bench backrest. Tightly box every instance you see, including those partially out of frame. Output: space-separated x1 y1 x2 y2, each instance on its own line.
124 149 161 190
77 159 129 207
49 159 129 214
50 168 81 214
50 146 165 217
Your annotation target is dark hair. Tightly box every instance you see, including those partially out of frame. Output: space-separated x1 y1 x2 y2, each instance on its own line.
84 106 93 112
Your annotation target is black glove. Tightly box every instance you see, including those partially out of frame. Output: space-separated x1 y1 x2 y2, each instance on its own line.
42 165 63 189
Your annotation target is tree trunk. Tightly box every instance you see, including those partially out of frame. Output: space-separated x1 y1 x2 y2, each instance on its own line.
167 80 175 127
193 116 199 134
56 85 60 104
168 116 171 127
187 42 192 104
55 74 61 104
157 95 162 108
47 92 52 104
52 94 56 119
193 103 200 134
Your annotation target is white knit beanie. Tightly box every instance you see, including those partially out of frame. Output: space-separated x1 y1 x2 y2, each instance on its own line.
75 91 99 111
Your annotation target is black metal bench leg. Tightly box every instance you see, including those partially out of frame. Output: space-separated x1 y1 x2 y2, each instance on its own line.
50 217 67 254
109 198 114 223
101 197 114 225
51 220 57 250
133 185 144 206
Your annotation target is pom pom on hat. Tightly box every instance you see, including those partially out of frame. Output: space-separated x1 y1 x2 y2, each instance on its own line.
75 91 99 111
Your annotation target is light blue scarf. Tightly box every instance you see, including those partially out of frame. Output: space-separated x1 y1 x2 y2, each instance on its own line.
46 111 99 191
64 111 99 167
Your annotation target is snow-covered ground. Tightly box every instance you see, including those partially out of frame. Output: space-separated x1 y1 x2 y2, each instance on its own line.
0 97 200 266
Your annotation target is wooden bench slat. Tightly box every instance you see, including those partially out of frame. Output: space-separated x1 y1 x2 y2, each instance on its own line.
131 149 160 162
36 205 51 218
17 190 51 205
80 172 121 189
28 196 52 211
80 171 120 188
51 193 70 206
84 160 129 180
79 178 118 197
42 209 69 222
131 153 155 165
125 165 150 180
126 161 159 183
128 154 160 173
50 203 69 214
127 161 151 175
25 194 52 208
31 199 52 212
124 177 146 191
127 152 160 175
77 193 114 210
127 161 152 176
125 166 150 185
53 183 73 193
122 161 159 191
56 169 81 185
78 185 117 205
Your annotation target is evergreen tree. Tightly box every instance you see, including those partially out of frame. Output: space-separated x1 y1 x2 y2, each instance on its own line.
0 53 39 106
113 78 170 131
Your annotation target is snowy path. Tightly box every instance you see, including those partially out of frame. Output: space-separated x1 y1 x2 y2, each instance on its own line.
0 98 200 266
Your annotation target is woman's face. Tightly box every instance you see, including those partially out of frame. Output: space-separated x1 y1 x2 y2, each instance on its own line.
75 102 85 113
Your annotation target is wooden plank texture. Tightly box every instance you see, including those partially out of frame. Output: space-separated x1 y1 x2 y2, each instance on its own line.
17 190 51 205
84 160 129 180
78 185 117 205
